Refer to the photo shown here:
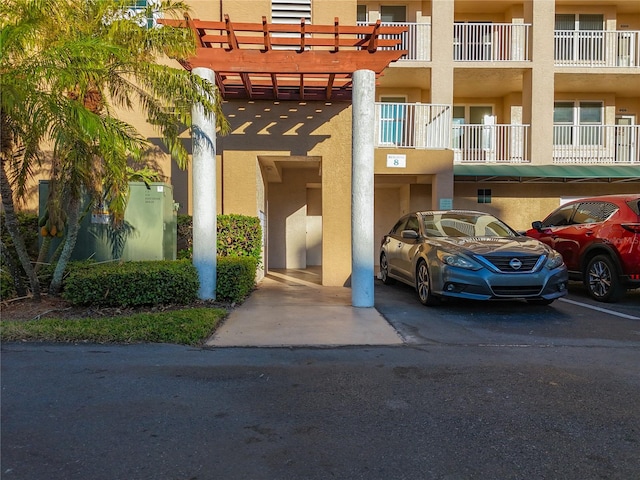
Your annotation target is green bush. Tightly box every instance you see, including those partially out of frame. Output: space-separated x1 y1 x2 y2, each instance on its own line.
62 260 199 307
177 214 262 265
1 268 15 299
0 212 40 261
216 256 258 302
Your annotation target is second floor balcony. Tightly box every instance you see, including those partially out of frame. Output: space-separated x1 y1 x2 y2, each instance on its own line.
374 103 639 165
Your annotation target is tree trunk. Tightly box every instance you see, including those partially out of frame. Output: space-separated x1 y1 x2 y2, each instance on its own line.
48 196 80 296
35 235 52 273
0 160 41 300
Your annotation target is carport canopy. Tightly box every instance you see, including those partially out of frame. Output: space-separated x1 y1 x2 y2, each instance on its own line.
454 164 640 183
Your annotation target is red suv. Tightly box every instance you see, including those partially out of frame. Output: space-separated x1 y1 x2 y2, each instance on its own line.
526 194 640 302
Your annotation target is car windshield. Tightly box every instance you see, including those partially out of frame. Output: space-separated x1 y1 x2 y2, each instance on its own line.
421 213 516 238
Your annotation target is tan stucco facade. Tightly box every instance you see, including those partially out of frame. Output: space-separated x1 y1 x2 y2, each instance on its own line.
17 0 639 287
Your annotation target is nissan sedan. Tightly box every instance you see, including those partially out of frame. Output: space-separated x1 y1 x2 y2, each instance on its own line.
379 210 568 306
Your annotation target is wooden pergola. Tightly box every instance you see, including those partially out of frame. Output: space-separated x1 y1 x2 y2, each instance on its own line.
159 15 407 101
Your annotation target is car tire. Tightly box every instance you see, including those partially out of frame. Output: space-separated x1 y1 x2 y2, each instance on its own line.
584 254 625 303
415 260 440 306
379 253 395 285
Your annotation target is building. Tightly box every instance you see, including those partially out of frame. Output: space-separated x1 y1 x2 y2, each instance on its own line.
109 1 640 287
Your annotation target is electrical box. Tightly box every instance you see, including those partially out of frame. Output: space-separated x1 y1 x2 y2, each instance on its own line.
38 181 177 262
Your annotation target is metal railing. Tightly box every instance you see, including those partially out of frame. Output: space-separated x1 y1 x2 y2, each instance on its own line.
555 30 640 67
452 124 529 163
374 103 450 149
357 22 431 61
553 125 639 164
372 104 638 165
453 23 530 62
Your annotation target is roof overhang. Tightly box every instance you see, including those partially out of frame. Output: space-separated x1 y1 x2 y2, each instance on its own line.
454 164 640 183
159 15 407 101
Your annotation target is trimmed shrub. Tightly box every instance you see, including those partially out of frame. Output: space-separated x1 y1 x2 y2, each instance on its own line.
177 214 262 265
217 214 262 263
62 260 198 307
216 256 258 302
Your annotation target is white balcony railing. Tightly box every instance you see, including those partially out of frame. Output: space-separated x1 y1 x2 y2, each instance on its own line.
553 125 639 164
374 103 450 149
373 105 638 165
452 124 529 163
357 22 431 61
555 30 640 67
453 23 530 62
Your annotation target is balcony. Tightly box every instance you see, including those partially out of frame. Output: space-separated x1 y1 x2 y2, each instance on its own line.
452 124 529 163
555 30 640 67
454 23 530 62
357 22 431 61
374 103 450 149
553 125 639 164
359 22 531 63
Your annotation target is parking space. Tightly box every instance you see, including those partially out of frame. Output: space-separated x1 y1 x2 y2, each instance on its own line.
374 279 640 347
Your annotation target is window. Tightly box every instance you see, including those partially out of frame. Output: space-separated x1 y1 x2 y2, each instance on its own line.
379 97 407 146
542 204 576 227
380 6 406 23
477 189 492 204
125 0 159 29
553 101 603 145
391 217 408 235
555 14 604 63
405 215 420 234
357 5 367 23
574 202 618 224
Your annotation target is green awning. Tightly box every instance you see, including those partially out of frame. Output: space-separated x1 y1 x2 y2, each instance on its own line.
454 164 640 183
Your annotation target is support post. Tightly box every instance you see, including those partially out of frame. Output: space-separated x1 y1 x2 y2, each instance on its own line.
351 69 375 307
191 67 217 300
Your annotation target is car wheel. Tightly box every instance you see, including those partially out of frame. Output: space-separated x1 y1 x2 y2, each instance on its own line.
379 253 395 285
415 260 439 306
584 254 625 303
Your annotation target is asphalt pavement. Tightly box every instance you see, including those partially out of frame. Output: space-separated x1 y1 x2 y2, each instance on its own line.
2 269 639 480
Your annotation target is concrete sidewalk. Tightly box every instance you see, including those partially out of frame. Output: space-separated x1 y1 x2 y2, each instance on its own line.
206 269 403 347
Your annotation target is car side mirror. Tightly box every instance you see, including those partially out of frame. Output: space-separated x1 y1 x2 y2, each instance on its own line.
401 230 419 240
531 221 543 232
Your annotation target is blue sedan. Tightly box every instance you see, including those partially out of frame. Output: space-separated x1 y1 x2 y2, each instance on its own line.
379 210 568 306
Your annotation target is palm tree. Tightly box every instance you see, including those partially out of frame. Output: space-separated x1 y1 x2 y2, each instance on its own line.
1 0 228 296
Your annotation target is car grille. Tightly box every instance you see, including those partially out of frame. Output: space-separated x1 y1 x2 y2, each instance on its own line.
491 285 543 296
479 255 543 273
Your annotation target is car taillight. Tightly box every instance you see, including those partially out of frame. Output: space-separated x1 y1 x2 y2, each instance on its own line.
621 223 640 234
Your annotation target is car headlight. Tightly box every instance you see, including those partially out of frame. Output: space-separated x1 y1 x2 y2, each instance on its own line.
436 250 482 270
545 251 564 270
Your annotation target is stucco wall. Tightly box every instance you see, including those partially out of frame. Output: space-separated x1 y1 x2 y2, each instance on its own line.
454 182 640 232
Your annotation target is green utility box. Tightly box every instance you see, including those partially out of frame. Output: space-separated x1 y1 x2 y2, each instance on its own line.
38 181 177 262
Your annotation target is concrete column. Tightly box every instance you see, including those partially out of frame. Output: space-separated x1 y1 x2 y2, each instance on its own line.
430 0 454 105
524 0 555 164
351 69 375 308
191 67 217 300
